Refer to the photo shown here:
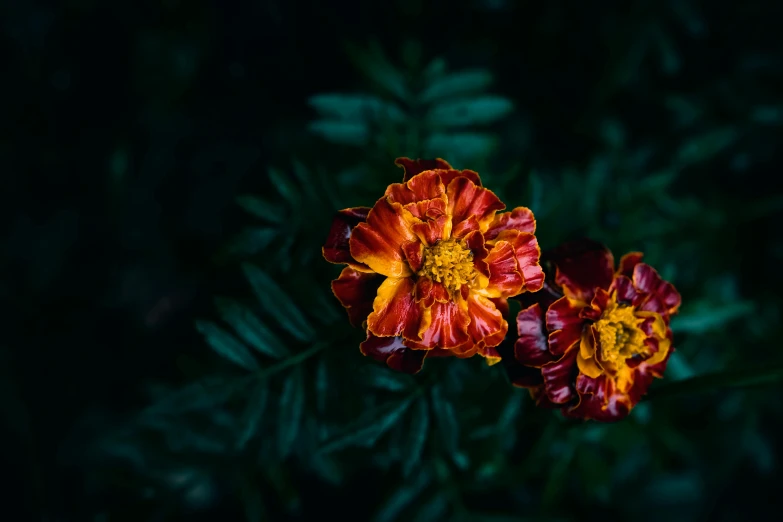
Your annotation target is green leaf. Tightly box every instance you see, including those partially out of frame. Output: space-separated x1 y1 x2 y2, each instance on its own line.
675 126 738 166
320 397 415 454
430 385 465 468
216 228 277 260
236 194 285 224
419 69 494 104
308 120 369 146
411 493 449 522
235 378 269 451
242 263 315 342
670 301 755 334
542 442 576 508
425 133 498 161
308 94 405 123
427 96 514 127
215 297 290 359
195 320 259 371
402 398 430 478
372 468 432 522
345 41 409 101
360 364 416 392
267 167 300 207
647 360 783 400
277 365 305 459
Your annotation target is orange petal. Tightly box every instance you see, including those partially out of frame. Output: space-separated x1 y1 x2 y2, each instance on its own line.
411 214 451 245
402 241 425 273
466 293 508 349
576 329 603 379
547 239 614 302
386 171 445 206
494 230 544 292
402 196 448 221
439 169 483 188
367 277 422 340
546 297 585 356
331 267 384 328
480 240 524 298
445 176 505 233
452 214 480 239
416 299 471 349
484 207 536 240
350 198 416 278
322 207 373 270
394 157 454 182
414 277 450 308
360 333 427 374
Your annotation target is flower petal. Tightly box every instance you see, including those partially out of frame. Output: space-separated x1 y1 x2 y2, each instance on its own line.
632 263 681 316
446 176 505 232
576 329 603 379
360 333 427 374
540 346 579 404
514 303 554 367
568 374 632 422
495 230 544 293
394 157 454 182
350 198 416 278
546 297 585 356
386 172 445 206
411 214 451 245
480 240 524 298
403 241 425 273
484 207 536 240
331 267 383 328
414 277 450 308
466 293 508 350
548 239 614 303
367 277 422 340
617 252 644 278
612 274 638 305
322 207 373 269
416 300 472 349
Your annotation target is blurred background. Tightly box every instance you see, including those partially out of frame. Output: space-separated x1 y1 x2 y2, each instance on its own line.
3 0 783 520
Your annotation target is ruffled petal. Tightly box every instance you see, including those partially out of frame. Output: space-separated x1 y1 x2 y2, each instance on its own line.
514 303 554 367
546 297 585 356
331 267 383 328
495 230 544 293
394 157 454 182
386 171 445 205
446 176 505 232
414 277 450 308
567 374 632 422
540 346 579 404
452 215 480 239
367 277 422 340
544 239 614 303
416 300 471 349
360 333 427 374
466 293 507 351
322 207 373 270
484 207 536 240
411 214 451 245
402 196 448 221
576 328 603 379
481 240 524 298
612 275 637 305
617 252 644 278
350 198 416 278
403 241 425 273
632 263 681 316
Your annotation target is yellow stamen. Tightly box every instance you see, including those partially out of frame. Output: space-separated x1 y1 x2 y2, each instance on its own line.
594 301 647 367
418 238 476 293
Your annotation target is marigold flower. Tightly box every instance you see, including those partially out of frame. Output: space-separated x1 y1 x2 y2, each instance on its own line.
323 158 544 373
505 239 681 421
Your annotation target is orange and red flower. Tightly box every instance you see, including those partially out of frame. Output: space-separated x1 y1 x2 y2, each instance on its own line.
323 158 544 373
505 239 681 421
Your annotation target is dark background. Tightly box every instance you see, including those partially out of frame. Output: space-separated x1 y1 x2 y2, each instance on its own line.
3 0 783 520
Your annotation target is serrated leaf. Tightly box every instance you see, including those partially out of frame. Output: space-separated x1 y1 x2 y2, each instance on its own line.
361 364 415 392
402 398 430 478
671 301 755 334
277 365 305 459
308 94 405 123
308 120 369 146
236 195 285 224
430 385 461 465
195 320 259 371
235 379 269 450
427 96 514 127
425 132 497 161
372 468 432 522
320 397 415 454
242 264 315 342
419 69 494 104
215 297 290 359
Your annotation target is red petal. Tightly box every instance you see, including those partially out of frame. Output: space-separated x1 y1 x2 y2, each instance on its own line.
452 215 480 239
581 288 610 321
549 240 614 302
612 275 638 305
499 230 544 292
446 176 505 232
482 240 524 298
411 214 450 245
403 241 425 273
545 297 585 356
567 374 632 422
463 230 489 275
394 157 454 182
403 197 447 221
360 334 427 374
466 293 507 348
417 300 471 349
617 252 644 278
386 171 445 205
414 277 450 308
322 207 372 268
632 263 663 295
367 277 422 340
331 267 383 328
625 367 656 406
632 263 681 316
439 169 483 188
484 207 536 240
540 345 579 404
514 303 554 367
350 198 417 278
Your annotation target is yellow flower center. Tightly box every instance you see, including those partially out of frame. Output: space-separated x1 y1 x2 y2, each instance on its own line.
418 238 476 293
594 302 647 366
